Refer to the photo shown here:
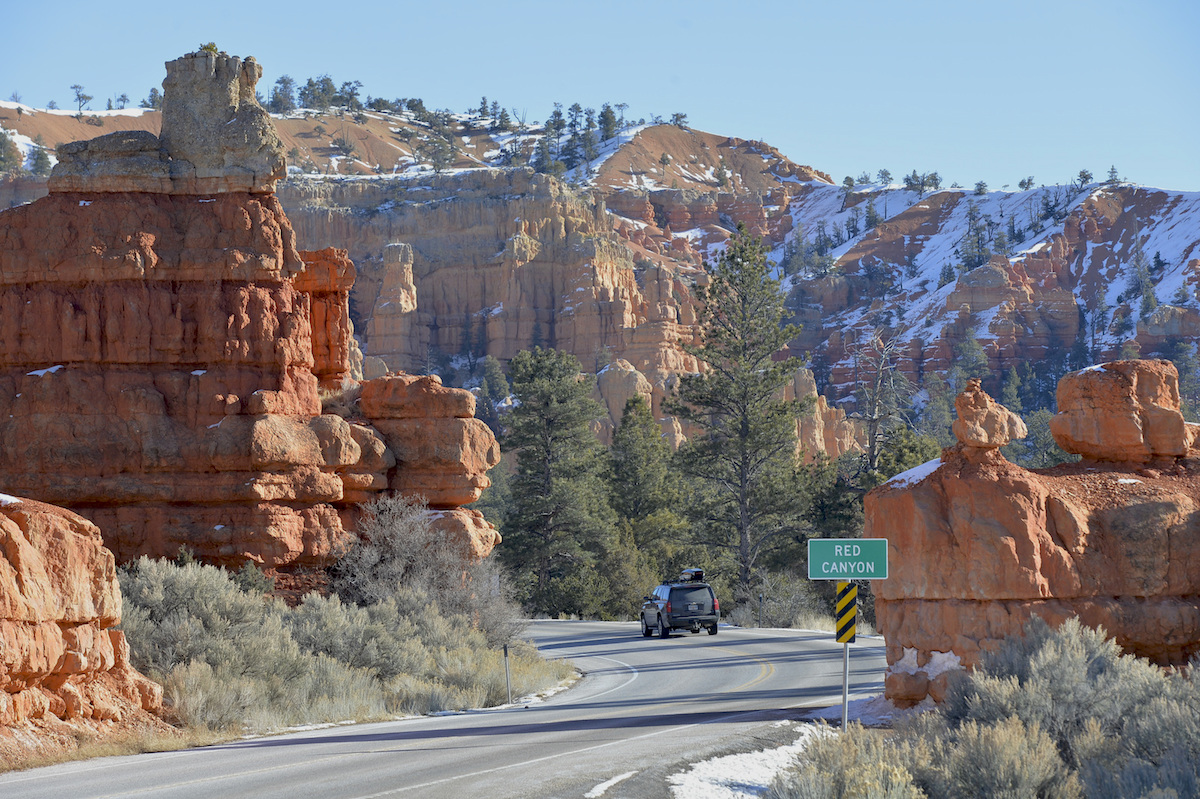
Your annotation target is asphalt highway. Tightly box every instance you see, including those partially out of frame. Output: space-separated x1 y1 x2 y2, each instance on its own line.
0 621 885 799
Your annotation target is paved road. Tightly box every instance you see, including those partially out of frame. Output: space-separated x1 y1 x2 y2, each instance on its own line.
0 621 885 799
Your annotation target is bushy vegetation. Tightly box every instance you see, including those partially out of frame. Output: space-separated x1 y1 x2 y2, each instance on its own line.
119 544 568 734
769 619 1200 799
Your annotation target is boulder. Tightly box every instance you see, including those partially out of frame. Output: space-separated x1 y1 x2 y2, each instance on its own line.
1050 359 1199 462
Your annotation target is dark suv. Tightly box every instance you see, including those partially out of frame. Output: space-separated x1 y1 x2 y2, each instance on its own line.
641 569 720 638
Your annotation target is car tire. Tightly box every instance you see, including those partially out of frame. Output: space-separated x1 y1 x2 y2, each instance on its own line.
641 616 653 637
658 616 670 639
708 624 718 636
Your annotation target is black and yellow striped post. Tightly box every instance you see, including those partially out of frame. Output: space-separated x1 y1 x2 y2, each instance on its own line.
835 582 857 644
836 581 857 728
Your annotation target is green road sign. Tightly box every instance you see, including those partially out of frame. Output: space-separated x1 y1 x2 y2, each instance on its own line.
808 538 888 580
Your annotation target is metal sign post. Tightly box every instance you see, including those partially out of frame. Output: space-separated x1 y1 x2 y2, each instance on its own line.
836 581 857 729
808 539 887 730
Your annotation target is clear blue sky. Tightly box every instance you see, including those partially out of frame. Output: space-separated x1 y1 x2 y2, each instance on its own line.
5 0 1198 191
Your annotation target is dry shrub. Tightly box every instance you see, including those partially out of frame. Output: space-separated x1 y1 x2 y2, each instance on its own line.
118 555 563 735
319 378 363 418
331 494 526 647
773 618 1200 799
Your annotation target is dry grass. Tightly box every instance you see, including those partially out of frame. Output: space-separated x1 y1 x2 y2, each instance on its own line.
0 726 224 774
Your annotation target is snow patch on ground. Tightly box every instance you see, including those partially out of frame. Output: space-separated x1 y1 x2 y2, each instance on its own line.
668 724 829 799
668 695 920 798
0 493 21 506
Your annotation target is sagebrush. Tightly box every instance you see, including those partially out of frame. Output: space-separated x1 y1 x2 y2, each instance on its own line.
770 618 1200 799
119 556 570 733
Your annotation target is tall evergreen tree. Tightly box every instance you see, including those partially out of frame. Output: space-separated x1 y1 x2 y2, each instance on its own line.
500 347 614 613
269 76 296 114
670 227 812 603
475 355 509 437
598 103 618 141
609 396 679 526
950 335 990 394
917 372 956 446
29 136 52 177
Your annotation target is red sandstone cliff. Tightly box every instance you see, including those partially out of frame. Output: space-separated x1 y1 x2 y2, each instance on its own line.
0 50 499 570
867 360 1200 706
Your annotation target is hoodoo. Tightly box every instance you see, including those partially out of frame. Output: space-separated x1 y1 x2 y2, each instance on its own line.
0 49 499 571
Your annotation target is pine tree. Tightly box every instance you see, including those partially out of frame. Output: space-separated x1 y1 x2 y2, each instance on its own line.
610 396 679 525
598 103 618 141
938 262 956 289
865 196 881 229
70 84 92 116
917 372 955 446
714 158 729 188
269 76 296 114
29 134 51 176
670 227 812 603
960 200 991 270
840 176 855 210
1000 367 1022 412
475 355 509 436
875 425 941 481
950 335 990 393
0 130 24 176
500 347 615 613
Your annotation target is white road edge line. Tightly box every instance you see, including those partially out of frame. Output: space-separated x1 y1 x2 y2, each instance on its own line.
355 703 800 797
577 654 639 702
584 770 638 797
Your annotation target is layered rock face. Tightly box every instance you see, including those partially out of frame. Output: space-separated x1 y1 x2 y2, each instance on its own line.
0 495 164 732
0 51 499 569
868 360 1200 706
282 169 708 436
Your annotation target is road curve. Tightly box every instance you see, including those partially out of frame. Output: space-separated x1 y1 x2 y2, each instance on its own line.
0 622 885 799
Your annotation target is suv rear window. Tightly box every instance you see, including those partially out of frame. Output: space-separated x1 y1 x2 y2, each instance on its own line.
670 586 712 607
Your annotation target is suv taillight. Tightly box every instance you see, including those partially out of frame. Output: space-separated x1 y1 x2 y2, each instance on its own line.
713 597 719 612
664 601 672 613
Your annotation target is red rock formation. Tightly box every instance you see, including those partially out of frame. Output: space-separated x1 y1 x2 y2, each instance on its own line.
868 360 1200 706
1051 359 1199 461
0 51 500 569
0 494 165 733
294 247 356 388
789 370 865 462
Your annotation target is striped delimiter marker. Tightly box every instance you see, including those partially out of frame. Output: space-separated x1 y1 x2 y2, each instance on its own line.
835 581 856 644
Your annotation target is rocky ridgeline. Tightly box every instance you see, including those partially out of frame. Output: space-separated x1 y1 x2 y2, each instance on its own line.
868 359 1200 706
0 49 500 573
798 184 1200 404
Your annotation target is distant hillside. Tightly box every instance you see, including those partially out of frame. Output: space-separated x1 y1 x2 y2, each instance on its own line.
5 97 1200 429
